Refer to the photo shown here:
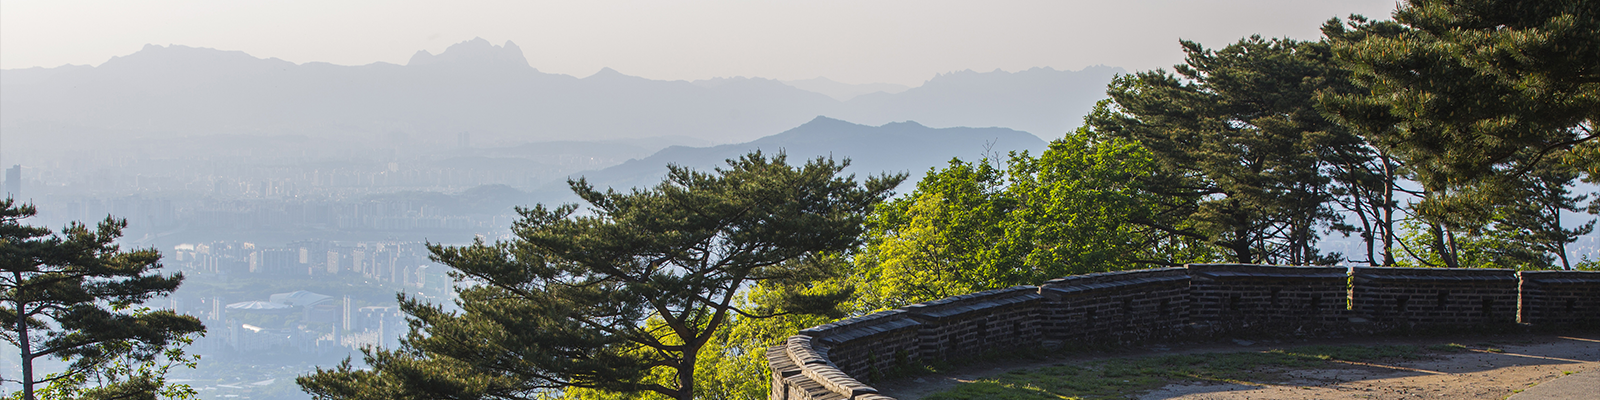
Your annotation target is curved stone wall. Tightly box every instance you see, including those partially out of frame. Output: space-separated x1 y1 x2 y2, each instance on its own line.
767 264 1600 400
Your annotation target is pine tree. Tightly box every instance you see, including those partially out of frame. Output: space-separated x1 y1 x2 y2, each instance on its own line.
1322 0 1599 266
1493 153 1594 269
297 152 902 400
1086 36 1364 264
1 199 205 400
1323 1 1598 185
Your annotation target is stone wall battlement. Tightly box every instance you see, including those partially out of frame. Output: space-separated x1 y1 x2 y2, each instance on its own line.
768 264 1600 400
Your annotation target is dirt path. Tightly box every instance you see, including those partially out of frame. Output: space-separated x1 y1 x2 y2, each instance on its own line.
874 333 1600 400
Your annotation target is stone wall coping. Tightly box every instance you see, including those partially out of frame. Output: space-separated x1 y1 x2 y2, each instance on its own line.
814 316 921 346
1040 267 1187 287
1354 274 1518 282
785 335 880 398
1518 270 1600 284
1187 263 1345 270
1353 266 1516 275
1353 267 1517 282
1187 264 1348 280
781 373 848 400
1190 270 1349 279
800 309 909 339
786 336 831 366
904 285 1038 308
1040 274 1189 297
903 287 1042 321
1520 279 1600 285
767 345 802 377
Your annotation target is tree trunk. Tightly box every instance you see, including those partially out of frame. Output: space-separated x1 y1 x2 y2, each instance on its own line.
14 271 34 400
1228 232 1253 264
1429 223 1460 269
1551 204 1572 270
677 349 695 400
1443 227 1462 268
1352 191 1375 265
1380 152 1396 266
1558 241 1572 270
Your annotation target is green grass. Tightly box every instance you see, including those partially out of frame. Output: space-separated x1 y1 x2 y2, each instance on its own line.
924 345 1428 400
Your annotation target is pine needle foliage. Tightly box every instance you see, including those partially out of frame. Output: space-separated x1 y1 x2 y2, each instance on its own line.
296 152 903 400
1 199 205 400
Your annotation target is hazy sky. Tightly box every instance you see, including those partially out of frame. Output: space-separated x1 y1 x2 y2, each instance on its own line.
1 0 1399 86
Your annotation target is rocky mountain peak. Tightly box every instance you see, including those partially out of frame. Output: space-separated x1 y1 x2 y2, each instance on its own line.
407 37 530 69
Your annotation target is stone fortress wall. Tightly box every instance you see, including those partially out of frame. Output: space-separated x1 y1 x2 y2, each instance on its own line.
767 264 1600 400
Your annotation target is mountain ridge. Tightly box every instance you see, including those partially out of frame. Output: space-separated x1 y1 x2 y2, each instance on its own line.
539 116 1048 203
406 37 531 69
0 39 1119 165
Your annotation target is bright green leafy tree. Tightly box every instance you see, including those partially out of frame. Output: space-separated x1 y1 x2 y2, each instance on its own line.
31 321 203 400
854 130 1204 309
552 277 844 400
296 152 903 400
1 199 205 400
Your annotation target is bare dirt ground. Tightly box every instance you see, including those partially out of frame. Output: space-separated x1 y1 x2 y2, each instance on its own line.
875 332 1600 400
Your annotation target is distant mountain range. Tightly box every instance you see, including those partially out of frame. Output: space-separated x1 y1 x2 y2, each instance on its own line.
536 116 1048 203
774 77 910 101
1 38 1120 160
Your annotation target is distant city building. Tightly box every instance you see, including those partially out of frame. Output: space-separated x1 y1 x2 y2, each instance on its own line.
342 295 352 331
355 306 405 349
224 300 293 312
269 290 340 324
251 247 300 275
352 249 366 276
4 165 19 198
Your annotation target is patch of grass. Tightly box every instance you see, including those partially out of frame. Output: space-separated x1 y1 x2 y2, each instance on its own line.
1486 347 1506 353
924 345 1427 400
883 344 1062 382
1281 345 1426 361
924 365 1168 400
1428 343 1469 352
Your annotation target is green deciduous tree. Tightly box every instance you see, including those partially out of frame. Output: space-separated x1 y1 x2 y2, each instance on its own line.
32 325 202 400
854 130 1204 309
1087 36 1366 265
553 278 844 400
296 152 902 400
0 199 205 400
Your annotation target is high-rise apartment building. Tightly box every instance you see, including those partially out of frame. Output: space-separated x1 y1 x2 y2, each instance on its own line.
4 165 19 198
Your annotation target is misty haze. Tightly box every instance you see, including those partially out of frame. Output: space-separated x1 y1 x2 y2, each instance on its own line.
3 1 1596 400
0 35 1113 400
